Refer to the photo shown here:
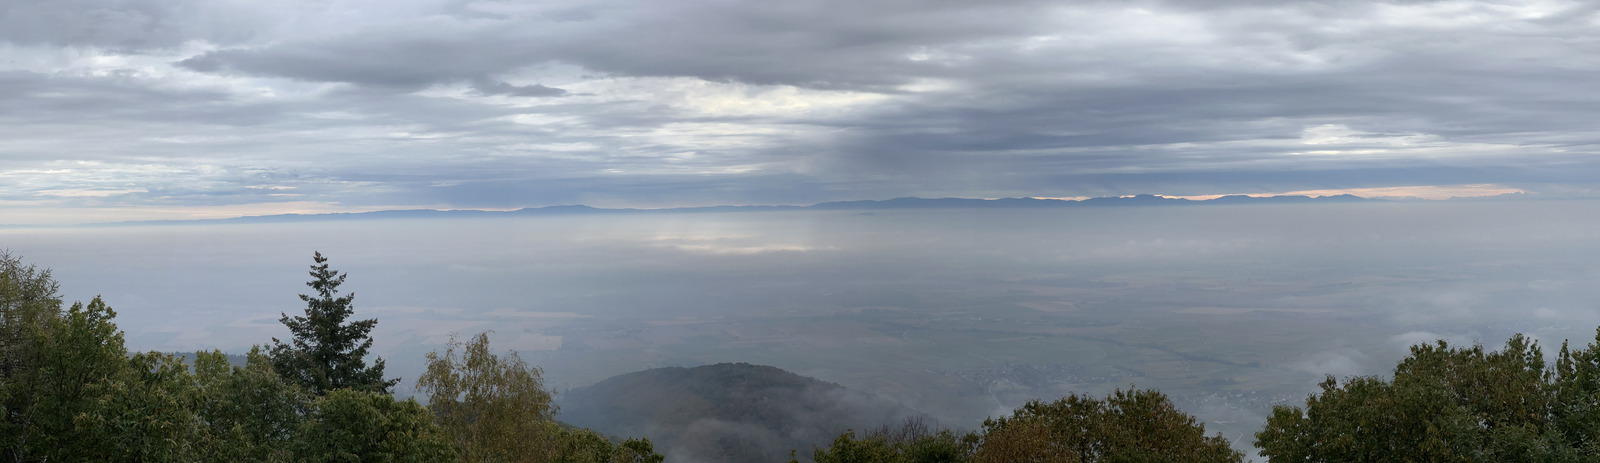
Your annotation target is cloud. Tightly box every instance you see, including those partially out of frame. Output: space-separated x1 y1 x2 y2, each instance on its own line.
0 0 267 49
470 79 567 97
172 0 1061 91
8 0 1600 220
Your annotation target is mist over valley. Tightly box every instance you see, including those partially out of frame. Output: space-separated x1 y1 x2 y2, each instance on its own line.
6 199 1598 457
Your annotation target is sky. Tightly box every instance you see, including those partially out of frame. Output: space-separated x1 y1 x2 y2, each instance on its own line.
4 0 1600 224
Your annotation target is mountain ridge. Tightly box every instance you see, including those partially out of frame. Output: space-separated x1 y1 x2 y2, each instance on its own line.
38 193 1396 228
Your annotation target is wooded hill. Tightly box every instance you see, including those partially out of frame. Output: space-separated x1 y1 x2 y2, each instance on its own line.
561 363 915 462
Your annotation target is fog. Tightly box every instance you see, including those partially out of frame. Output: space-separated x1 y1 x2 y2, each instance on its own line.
5 200 1600 453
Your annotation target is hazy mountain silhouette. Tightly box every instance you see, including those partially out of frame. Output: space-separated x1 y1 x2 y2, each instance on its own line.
557 363 917 463
57 194 1388 228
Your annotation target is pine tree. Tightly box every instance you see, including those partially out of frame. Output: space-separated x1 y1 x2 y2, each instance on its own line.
270 252 396 395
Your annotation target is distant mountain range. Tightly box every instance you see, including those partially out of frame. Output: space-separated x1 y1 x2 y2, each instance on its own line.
75 194 1382 227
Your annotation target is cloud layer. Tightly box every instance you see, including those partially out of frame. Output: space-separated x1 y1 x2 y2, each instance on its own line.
5 0 1600 222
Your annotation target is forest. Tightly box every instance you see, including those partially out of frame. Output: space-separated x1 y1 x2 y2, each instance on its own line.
5 250 1600 462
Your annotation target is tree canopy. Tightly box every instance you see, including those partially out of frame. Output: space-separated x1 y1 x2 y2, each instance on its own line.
22 249 1600 463
812 418 976 463
976 388 1242 463
417 331 560 461
1256 333 1600 462
814 389 1241 463
1 251 663 463
418 331 665 463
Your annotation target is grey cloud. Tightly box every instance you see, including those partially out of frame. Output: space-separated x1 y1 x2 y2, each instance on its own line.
9 0 1600 216
0 0 261 48
176 27 533 90
470 79 566 97
174 0 1059 90
0 70 256 127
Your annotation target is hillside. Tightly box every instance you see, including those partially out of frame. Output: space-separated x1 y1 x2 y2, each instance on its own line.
557 363 917 463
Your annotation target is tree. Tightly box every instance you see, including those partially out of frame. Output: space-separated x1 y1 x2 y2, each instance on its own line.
0 251 60 383
1555 328 1600 456
271 252 395 395
1256 335 1587 462
293 389 458 463
0 251 62 460
193 347 309 462
85 350 208 462
417 331 666 463
417 331 560 462
814 429 913 463
3 296 213 462
548 428 666 463
7 297 137 461
977 388 1242 463
814 418 977 463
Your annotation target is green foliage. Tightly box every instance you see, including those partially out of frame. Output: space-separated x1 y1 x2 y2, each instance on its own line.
418 331 665 463
1555 328 1600 455
11 297 143 461
819 391 1236 463
617 438 666 463
294 388 458 463
3 294 217 462
194 347 310 462
978 388 1242 463
3 255 217 462
1256 335 1592 462
1 253 671 463
547 427 665 463
417 331 560 462
271 251 395 396
814 418 977 463
970 419 1078 463
87 351 208 461
0 250 60 384
815 430 905 463
0 251 62 460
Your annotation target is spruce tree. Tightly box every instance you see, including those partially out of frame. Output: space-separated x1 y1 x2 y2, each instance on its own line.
270 252 396 395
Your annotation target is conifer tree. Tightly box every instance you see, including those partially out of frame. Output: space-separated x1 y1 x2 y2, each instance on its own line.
270 252 396 395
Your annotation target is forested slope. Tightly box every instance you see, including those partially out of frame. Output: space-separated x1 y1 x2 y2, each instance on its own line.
561 363 915 462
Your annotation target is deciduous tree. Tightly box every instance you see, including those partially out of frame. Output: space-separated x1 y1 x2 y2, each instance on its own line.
294 388 457 463
417 331 559 462
417 331 665 463
0 251 61 460
979 388 1241 463
1257 335 1587 462
814 418 977 463
194 347 308 462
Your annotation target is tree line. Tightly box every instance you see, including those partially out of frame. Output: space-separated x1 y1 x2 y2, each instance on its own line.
0 251 662 462
811 332 1600 462
7 249 1600 462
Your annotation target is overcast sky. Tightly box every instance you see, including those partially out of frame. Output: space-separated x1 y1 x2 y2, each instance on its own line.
3 0 1599 223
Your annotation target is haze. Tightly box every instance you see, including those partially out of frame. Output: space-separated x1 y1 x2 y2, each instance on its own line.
6 200 1599 453
7 0 1600 457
